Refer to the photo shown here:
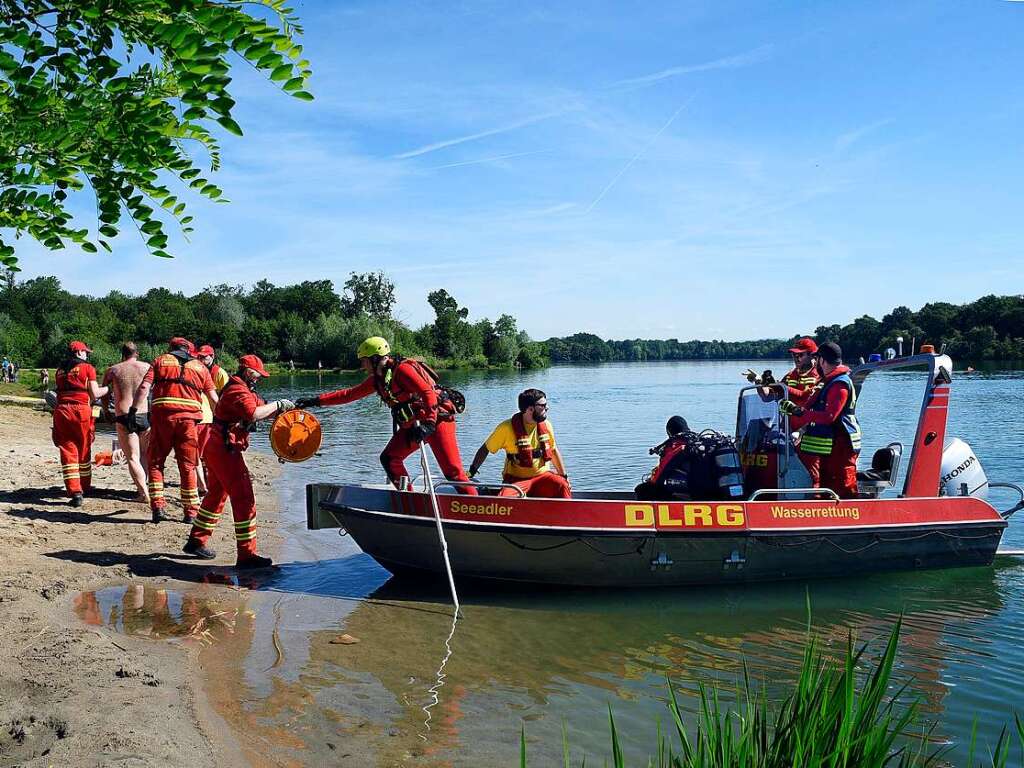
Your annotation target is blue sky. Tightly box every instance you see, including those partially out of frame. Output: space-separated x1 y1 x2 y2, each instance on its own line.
18 0 1024 340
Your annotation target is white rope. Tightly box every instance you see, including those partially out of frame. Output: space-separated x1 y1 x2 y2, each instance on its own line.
419 444 461 615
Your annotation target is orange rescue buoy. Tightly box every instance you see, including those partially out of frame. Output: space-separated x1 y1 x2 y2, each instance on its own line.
270 409 322 463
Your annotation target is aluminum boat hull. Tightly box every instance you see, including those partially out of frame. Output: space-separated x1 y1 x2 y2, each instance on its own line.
308 484 1007 587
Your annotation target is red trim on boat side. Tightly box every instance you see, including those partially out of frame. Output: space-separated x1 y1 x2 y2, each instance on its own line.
340 488 1004 534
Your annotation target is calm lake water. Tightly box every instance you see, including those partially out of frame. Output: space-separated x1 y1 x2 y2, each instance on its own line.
78 361 1024 766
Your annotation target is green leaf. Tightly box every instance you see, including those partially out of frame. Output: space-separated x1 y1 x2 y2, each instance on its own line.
99 225 118 238
270 63 293 81
81 241 98 253
292 91 314 101
140 220 163 235
216 116 243 136
282 77 303 92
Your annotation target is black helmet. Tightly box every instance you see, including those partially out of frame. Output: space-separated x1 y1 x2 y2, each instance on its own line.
666 415 689 436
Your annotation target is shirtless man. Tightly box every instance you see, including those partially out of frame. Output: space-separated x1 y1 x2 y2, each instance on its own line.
102 342 152 503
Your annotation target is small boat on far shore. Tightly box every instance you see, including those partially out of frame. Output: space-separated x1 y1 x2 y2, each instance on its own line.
306 352 1023 588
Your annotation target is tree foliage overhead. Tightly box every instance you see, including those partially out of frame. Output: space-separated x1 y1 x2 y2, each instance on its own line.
0 0 313 268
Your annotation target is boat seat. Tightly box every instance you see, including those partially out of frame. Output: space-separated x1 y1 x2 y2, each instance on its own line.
856 442 903 496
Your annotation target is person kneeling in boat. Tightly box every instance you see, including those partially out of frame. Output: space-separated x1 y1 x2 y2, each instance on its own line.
634 416 691 501
295 337 477 495
182 355 295 569
468 388 571 498
779 341 861 499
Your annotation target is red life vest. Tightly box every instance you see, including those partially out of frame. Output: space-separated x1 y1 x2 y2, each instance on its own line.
55 360 93 405
510 412 554 469
373 357 455 424
151 352 207 414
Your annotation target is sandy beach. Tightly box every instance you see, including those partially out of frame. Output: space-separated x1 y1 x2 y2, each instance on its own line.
0 404 283 767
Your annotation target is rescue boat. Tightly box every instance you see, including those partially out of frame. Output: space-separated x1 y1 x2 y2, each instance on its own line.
306 352 1024 587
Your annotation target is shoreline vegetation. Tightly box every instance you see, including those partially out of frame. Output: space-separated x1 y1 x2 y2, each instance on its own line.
521 617 1024 767
1 270 1021 373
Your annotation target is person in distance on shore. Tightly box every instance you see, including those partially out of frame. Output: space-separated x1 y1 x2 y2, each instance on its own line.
130 338 217 523
101 342 152 503
468 388 571 498
182 354 295 569
296 337 478 495
780 341 862 499
52 341 109 507
194 344 230 496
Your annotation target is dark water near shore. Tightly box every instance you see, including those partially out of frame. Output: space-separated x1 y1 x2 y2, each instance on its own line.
79 361 1024 766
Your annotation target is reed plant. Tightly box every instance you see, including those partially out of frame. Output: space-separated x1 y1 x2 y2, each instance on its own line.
520 617 1024 767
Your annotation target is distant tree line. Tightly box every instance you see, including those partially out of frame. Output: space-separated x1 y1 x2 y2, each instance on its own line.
1 269 1020 371
0 270 546 372
546 294 1024 363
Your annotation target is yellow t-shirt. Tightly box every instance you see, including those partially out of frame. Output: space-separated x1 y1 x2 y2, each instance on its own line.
485 418 557 479
200 365 231 424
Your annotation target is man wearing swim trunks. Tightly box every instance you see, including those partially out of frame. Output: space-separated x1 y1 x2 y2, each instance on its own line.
101 342 152 503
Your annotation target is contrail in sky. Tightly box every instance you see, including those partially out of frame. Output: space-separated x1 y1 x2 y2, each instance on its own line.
611 44 775 90
429 148 553 170
585 95 696 214
394 110 569 159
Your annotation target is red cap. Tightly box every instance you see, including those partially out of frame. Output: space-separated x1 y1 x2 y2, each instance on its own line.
169 336 192 351
788 337 818 355
239 354 270 377
197 345 215 357
68 340 92 353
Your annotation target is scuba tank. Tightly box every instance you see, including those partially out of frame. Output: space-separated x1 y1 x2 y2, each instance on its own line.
687 431 746 501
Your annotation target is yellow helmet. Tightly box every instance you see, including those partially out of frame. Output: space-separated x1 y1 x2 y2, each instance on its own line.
357 336 391 359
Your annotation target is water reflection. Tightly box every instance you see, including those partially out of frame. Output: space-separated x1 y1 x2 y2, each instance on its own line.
77 562 1020 766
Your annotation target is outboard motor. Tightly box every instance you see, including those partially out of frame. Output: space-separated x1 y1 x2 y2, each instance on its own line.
939 438 989 499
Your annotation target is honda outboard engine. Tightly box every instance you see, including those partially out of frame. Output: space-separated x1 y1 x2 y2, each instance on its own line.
939 438 989 499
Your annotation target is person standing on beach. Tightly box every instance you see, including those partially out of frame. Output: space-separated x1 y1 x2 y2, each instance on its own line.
101 342 152 503
182 354 294 569
296 337 477 494
130 338 217 523
39 368 49 390
53 341 109 507
194 344 230 496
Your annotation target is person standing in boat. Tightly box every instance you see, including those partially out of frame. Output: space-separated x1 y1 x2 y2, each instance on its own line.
780 341 862 499
467 388 571 498
296 337 478 495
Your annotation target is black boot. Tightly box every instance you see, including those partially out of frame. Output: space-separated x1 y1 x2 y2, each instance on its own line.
182 539 216 560
151 506 168 523
69 494 83 508
236 554 274 570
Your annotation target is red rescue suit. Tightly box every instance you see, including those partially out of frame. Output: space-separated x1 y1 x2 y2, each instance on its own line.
52 361 97 496
187 376 264 563
789 365 861 499
144 352 215 516
318 358 477 494
781 365 822 409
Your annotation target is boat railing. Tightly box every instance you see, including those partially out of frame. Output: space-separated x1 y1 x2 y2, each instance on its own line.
434 479 527 498
748 487 841 502
989 482 1024 519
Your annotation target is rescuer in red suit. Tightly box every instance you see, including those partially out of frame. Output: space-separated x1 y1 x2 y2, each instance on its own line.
130 338 218 523
296 337 477 495
781 341 862 499
52 341 109 507
182 355 295 568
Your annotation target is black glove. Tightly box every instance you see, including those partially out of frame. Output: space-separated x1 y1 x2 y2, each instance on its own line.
125 406 140 434
410 421 436 443
295 396 321 409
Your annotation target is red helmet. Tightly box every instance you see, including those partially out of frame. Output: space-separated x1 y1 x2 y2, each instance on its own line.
68 340 92 353
239 354 270 377
788 337 818 355
197 344 215 357
169 336 193 353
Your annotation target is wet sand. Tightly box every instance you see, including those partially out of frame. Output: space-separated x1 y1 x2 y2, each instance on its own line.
0 405 283 766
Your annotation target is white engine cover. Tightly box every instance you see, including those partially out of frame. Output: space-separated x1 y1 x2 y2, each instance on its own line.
940 438 988 499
